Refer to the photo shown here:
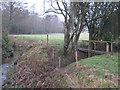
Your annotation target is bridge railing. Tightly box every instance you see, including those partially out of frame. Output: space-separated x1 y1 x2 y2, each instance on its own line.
79 40 115 57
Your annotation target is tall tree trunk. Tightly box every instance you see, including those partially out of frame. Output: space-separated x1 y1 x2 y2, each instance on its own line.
88 23 95 51
63 18 70 55
72 25 83 60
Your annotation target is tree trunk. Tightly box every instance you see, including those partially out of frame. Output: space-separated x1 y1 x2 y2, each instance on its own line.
63 18 70 55
89 23 96 51
72 25 83 60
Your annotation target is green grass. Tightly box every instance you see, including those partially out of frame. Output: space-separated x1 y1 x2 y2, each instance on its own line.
8 34 119 88
9 33 89 67
45 53 119 88
72 53 119 78
9 33 89 53
10 33 89 41
81 53 118 73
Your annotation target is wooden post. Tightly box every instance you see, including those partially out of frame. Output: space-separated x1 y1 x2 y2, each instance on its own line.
52 48 55 60
59 57 61 69
93 42 96 55
75 50 78 68
47 34 48 46
88 42 91 57
111 42 113 52
75 45 78 68
106 42 109 53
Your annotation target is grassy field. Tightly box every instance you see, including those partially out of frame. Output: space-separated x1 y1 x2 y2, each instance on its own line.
10 33 89 41
9 33 89 53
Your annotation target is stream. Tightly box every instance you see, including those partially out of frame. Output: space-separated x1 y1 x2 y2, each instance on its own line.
0 63 12 86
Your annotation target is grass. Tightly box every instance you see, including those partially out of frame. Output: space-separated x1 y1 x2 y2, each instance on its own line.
72 53 119 78
9 33 89 67
7 34 119 88
10 33 89 40
9 33 118 78
9 33 89 55
46 53 119 88
9 33 89 46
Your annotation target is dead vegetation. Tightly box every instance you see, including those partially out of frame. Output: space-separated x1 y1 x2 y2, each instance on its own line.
3 38 118 88
44 64 118 88
3 38 60 88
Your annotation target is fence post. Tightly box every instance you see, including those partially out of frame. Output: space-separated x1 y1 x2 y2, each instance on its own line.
52 48 55 60
47 34 48 46
75 50 78 68
93 42 96 55
106 42 109 53
74 45 79 68
111 42 113 52
59 57 61 69
88 41 91 57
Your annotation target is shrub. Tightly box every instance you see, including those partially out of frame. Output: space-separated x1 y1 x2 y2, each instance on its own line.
2 31 14 63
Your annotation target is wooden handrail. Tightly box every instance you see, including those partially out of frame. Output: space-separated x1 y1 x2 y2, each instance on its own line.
82 40 112 43
80 40 119 57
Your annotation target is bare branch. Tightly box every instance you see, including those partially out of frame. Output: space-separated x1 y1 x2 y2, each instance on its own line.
50 2 65 12
45 9 62 14
56 1 65 17
62 2 70 18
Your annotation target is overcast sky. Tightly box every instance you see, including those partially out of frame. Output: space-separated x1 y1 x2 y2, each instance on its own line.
25 0 44 13
25 0 64 21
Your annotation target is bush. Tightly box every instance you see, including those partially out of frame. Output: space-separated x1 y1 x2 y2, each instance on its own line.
2 31 14 63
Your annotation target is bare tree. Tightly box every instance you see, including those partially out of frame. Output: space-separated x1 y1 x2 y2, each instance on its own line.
2 1 28 33
45 1 119 57
45 1 73 54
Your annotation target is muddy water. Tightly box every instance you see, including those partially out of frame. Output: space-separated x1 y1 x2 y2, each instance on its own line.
0 63 12 86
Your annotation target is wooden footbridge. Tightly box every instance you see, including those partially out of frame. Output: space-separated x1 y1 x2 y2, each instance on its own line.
78 40 115 57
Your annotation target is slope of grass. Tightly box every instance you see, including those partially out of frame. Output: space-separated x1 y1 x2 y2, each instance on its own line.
46 53 119 88
72 53 118 78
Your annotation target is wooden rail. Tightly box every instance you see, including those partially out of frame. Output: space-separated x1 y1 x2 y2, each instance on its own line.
79 40 115 57
82 40 112 43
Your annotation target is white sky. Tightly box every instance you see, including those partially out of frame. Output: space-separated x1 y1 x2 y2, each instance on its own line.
25 0 44 14
25 0 64 21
